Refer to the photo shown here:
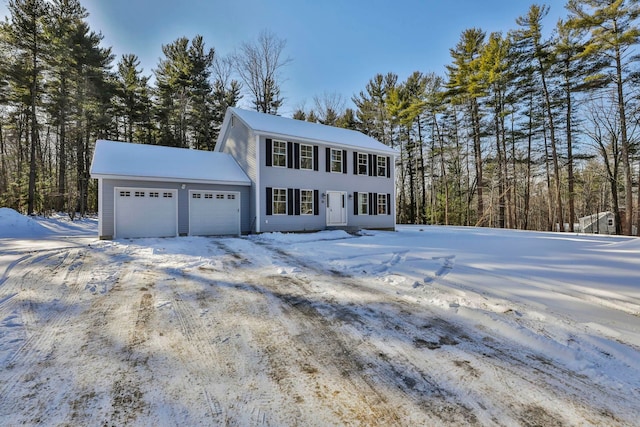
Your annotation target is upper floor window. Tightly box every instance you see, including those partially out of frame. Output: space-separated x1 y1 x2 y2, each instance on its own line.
358 153 368 175
377 156 388 177
300 144 313 170
331 148 343 173
273 140 287 167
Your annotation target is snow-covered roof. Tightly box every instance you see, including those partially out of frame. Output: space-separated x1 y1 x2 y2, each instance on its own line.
223 107 398 155
90 140 251 185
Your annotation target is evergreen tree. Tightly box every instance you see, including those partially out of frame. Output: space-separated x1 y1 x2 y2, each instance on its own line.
514 5 564 231
6 0 49 215
115 53 151 143
446 28 487 225
567 0 640 235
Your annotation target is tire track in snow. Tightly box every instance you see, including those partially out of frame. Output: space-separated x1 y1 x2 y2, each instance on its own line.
244 239 631 426
0 248 92 421
152 270 231 424
227 240 478 425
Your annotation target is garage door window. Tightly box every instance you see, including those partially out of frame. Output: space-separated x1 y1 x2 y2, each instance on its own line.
135 191 145 197
228 194 236 200
163 192 172 198
192 193 201 199
149 192 159 198
120 191 130 197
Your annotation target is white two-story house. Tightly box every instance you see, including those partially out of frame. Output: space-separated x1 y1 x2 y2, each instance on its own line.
216 107 397 234
90 107 397 239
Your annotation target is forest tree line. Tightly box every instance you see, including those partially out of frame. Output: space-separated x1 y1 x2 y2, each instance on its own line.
0 0 639 235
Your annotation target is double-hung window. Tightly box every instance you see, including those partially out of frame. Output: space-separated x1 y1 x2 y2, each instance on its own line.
377 193 388 215
331 148 343 173
300 144 313 170
273 188 287 214
377 156 387 177
358 153 368 175
300 190 314 215
272 140 287 167
358 193 369 215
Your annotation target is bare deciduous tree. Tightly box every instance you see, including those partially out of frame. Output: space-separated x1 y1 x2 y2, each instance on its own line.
233 30 291 115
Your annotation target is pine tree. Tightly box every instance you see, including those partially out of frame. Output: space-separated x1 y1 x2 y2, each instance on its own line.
115 53 150 143
514 5 564 231
567 0 640 235
446 28 487 226
6 0 49 215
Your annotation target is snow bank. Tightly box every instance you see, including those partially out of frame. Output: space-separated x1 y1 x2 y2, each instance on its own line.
252 229 353 244
0 208 51 238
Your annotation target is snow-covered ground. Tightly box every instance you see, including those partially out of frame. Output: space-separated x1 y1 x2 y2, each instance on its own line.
1 207 639 426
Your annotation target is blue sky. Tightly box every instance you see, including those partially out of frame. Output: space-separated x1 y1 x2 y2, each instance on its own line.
2 0 568 115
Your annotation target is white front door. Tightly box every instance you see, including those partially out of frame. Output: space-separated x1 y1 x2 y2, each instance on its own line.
326 191 347 226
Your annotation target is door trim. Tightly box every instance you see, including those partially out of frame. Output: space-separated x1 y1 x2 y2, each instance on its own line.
326 190 347 226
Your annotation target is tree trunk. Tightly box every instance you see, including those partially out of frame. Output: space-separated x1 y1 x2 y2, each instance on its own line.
539 61 563 232
471 98 484 225
615 43 633 235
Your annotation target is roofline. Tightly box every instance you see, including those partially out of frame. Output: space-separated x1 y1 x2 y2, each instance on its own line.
90 173 251 186
223 108 398 156
254 130 398 156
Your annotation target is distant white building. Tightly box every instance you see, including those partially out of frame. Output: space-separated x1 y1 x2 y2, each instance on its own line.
578 212 616 235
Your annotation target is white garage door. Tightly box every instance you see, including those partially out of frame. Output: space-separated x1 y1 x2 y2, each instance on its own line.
189 191 240 236
115 187 177 238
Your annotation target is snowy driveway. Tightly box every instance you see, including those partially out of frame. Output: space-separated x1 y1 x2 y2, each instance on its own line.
1 218 639 426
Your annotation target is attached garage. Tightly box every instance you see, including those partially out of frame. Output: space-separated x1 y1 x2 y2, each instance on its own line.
189 191 240 236
115 187 177 238
90 140 251 239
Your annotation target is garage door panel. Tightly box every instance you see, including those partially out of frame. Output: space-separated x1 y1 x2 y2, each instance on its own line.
189 191 240 236
115 188 177 238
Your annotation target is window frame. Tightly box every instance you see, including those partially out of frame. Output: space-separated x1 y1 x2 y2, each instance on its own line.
377 193 388 215
330 148 343 173
300 189 314 215
377 156 387 177
358 153 368 175
272 140 287 168
358 192 369 215
300 144 313 170
272 188 287 215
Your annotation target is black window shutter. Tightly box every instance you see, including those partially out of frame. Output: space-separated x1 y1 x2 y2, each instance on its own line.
342 150 347 174
372 155 378 177
353 192 359 215
313 146 319 171
373 193 378 215
387 193 391 215
294 143 300 169
294 189 301 215
287 141 293 168
266 187 273 215
325 147 331 172
266 139 272 167
369 192 374 216
368 154 373 176
386 156 391 178
313 190 319 215
287 188 294 215
353 152 358 175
